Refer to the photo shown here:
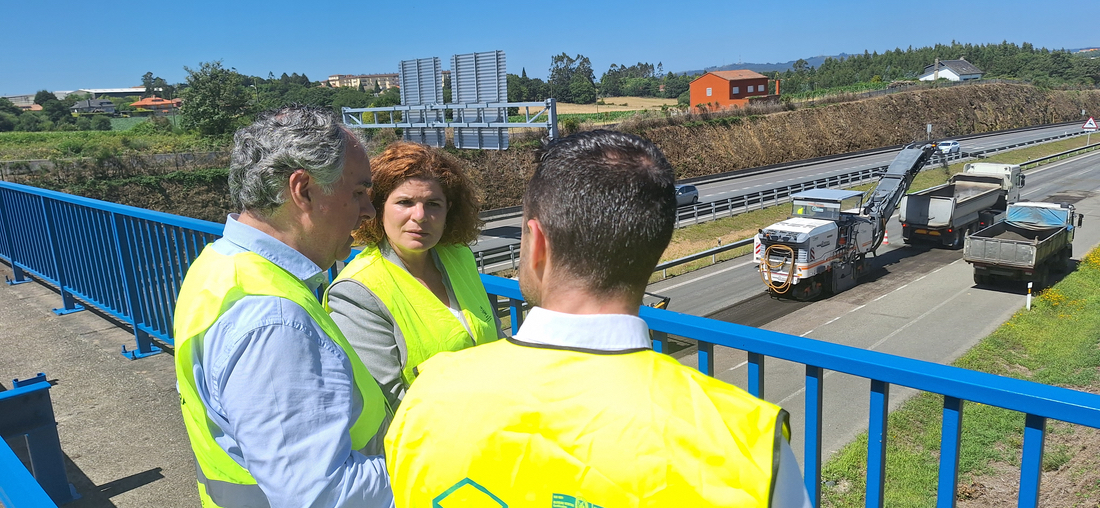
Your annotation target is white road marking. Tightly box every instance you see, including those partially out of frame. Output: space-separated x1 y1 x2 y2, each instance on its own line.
658 260 757 291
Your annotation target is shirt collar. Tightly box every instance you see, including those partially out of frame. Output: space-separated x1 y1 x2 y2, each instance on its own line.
514 307 652 352
220 214 327 290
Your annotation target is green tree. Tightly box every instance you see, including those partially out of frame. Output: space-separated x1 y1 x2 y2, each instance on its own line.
91 115 112 131
75 116 93 130
549 53 595 103
142 72 156 96
0 112 16 132
179 61 253 136
0 97 22 116
34 90 58 105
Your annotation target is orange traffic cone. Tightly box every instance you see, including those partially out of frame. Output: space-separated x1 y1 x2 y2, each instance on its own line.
883 231 889 245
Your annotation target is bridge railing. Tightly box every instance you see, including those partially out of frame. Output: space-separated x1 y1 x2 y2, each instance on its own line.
3 180 1100 506
0 181 222 358
484 275 1100 507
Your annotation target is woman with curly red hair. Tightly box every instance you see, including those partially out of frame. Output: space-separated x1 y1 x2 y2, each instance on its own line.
324 141 502 413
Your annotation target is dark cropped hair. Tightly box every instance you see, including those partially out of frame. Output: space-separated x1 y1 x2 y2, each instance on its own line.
525 130 676 295
353 141 483 246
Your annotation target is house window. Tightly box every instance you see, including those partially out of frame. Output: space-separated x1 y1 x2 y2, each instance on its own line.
706 87 712 97
747 85 754 93
733 86 739 95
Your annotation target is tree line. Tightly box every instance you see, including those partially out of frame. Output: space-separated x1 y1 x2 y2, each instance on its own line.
774 41 1100 95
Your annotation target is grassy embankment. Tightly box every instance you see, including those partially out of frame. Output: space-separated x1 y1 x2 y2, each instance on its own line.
651 135 1100 283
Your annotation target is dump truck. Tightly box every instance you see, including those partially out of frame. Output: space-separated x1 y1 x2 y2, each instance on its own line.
963 202 1083 288
899 163 1025 248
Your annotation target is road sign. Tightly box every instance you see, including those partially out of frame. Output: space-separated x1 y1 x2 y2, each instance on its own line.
1084 117 1098 131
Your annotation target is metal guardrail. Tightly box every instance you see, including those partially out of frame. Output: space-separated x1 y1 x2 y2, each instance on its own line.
0 181 222 359
482 275 1100 508
1020 141 1100 168
2 181 1100 506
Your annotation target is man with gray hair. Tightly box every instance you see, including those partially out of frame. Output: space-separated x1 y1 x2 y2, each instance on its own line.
174 105 393 507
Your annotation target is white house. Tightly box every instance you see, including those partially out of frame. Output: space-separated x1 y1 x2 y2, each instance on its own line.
919 58 984 82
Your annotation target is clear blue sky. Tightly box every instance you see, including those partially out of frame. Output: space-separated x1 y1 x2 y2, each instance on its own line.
2 0 1096 96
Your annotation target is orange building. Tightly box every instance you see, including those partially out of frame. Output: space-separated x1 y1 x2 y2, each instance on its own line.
689 70 771 111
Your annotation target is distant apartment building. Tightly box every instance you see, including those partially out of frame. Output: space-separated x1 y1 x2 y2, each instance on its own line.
327 70 452 92
689 70 772 111
328 73 401 90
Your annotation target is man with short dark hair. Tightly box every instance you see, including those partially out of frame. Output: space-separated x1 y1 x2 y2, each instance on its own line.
385 130 811 507
174 105 393 507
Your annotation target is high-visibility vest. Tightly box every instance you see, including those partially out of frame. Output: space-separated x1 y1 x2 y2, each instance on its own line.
386 339 790 508
174 247 387 507
325 243 499 385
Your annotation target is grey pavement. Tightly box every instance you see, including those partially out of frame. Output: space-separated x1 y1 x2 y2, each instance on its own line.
0 261 197 507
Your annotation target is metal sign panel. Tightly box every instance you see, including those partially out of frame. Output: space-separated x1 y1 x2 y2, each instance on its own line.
450 50 508 150
399 57 445 147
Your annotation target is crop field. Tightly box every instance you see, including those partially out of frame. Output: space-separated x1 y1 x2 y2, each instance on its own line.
555 96 679 114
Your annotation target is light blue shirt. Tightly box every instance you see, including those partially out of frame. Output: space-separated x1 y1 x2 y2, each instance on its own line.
190 214 393 508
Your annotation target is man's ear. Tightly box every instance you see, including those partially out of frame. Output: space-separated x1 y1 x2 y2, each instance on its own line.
525 218 549 274
287 169 312 211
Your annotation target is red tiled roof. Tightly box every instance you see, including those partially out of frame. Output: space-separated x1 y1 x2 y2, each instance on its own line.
130 97 178 107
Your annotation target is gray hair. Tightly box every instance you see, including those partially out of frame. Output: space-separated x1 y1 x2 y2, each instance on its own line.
229 105 349 214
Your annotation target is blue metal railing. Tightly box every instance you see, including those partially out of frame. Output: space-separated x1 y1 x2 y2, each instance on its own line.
0 181 221 358
3 180 1100 506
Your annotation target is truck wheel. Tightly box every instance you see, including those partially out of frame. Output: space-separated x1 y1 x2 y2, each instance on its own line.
973 273 983 286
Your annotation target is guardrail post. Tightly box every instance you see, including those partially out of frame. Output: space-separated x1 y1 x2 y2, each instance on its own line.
1019 413 1047 508
39 199 83 315
748 352 765 398
111 214 161 359
937 396 965 508
804 366 824 508
0 373 79 505
650 330 666 354
0 189 30 285
867 379 890 508
508 297 525 336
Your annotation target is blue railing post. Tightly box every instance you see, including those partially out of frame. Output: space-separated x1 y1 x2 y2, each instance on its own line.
748 352 765 398
39 200 83 315
508 297 524 336
0 189 30 285
650 331 666 354
1019 413 1047 507
937 396 965 508
866 379 890 508
0 373 78 505
805 365 824 507
697 341 714 376
111 214 161 359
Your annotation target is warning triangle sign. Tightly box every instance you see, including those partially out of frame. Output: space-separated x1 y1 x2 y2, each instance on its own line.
1085 117 1098 131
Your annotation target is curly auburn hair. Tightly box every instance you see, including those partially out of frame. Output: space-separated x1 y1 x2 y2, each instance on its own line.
353 141 484 246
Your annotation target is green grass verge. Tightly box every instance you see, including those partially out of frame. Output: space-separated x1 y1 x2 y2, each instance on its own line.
820 248 1100 507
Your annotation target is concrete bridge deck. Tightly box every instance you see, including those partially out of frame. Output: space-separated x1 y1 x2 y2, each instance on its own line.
1 261 196 507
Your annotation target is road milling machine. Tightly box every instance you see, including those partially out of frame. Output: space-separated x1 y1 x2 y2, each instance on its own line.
753 143 939 300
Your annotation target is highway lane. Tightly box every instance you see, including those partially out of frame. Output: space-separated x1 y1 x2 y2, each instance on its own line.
473 123 1091 257
645 149 1100 463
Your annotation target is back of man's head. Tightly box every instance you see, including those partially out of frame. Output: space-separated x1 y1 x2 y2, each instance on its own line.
525 130 676 296
229 105 349 214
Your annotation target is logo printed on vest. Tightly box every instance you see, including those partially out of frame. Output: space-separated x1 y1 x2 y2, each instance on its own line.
551 494 603 508
433 478 507 508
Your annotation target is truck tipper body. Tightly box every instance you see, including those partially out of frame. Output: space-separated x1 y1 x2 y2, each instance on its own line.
900 163 1024 248
963 202 1080 287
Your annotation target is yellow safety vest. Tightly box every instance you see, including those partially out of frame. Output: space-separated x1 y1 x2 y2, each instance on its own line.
325 243 499 385
386 339 790 508
174 247 387 508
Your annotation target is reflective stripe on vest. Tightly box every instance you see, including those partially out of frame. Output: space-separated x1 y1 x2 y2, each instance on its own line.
386 339 790 507
326 243 499 385
174 247 387 508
